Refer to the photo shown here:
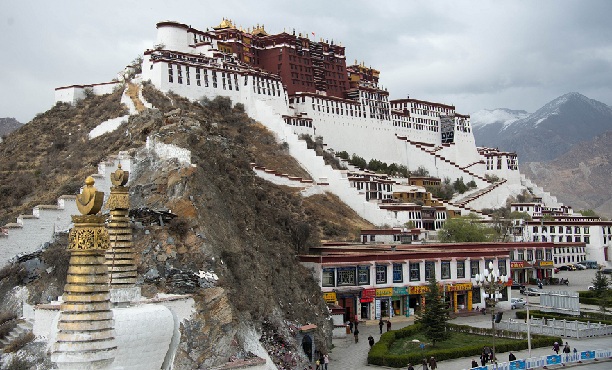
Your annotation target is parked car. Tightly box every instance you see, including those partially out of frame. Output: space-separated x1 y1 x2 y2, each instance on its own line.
601 268 612 275
558 265 572 271
522 287 539 296
575 263 587 270
588 285 595 291
553 267 560 273
510 298 526 309
566 264 577 271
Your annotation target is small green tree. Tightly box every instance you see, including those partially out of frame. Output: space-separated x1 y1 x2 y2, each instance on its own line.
591 270 610 298
579 209 600 218
439 215 496 242
415 277 450 346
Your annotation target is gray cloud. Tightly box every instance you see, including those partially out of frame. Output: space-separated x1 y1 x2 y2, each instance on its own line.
1 0 611 122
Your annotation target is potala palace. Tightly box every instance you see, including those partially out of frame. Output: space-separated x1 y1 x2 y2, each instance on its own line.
0 17 610 370
47 18 612 268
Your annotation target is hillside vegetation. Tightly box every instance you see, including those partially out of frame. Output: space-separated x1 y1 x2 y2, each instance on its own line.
0 86 373 368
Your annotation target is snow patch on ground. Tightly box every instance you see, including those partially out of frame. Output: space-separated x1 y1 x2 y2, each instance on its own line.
89 115 130 139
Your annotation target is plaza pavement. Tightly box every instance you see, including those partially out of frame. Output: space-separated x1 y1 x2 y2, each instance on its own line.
327 269 611 370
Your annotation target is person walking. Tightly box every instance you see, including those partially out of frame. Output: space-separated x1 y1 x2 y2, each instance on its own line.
323 353 329 370
471 359 479 368
421 358 428 370
563 342 571 361
386 320 391 332
428 356 437 370
407 362 415 370
368 335 375 348
480 351 487 366
509 352 516 361
553 341 560 354
353 328 359 343
378 318 384 334
348 321 353 333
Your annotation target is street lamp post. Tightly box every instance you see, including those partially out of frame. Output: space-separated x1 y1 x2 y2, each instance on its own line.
473 261 509 365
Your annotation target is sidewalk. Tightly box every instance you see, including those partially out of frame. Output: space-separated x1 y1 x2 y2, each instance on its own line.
327 315 611 370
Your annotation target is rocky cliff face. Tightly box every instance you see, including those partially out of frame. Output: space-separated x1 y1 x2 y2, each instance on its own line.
521 131 612 218
0 117 22 140
0 86 372 368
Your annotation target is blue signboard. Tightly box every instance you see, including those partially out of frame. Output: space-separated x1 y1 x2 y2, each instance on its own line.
509 359 526 370
580 350 595 360
546 355 561 365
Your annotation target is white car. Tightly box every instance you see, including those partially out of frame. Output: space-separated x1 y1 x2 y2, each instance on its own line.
511 298 526 309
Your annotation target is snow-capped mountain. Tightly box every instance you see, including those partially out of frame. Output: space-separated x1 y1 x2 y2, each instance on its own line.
473 92 612 162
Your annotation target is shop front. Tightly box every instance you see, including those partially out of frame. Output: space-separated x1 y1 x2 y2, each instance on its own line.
375 287 393 319
510 261 533 284
408 285 429 314
392 287 409 317
336 288 362 323
359 288 376 320
534 260 554 280
444 282 473 312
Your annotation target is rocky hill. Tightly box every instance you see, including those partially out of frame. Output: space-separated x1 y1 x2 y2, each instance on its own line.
473 92 612 162
0 117 22 141
521 130 612 218
0 86 373 368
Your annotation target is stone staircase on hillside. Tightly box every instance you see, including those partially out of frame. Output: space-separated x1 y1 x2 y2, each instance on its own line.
0 320 33 354
396 136 491 183
452 179 508 208
0 153 132 267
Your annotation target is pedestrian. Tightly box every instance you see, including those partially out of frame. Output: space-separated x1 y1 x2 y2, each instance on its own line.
323 353 329 370
553 341 560 354
573 347 578 355
315 358 321 370
348 320 353 333
509 352 516 361
378 318 384 334
353 328 359 343
421 358 428 370
407 362 415 370
428 356 437 370
471 359 479 368
368 335 375 348
354 318 359 331
480 351 487 366
563 342 571 361
386 320 391 332
483 346 491 363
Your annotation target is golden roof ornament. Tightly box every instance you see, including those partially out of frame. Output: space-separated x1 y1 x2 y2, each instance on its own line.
110 163 129 187
76 176 104 215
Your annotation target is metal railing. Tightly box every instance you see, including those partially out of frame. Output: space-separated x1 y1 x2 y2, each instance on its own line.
464 348 611 370
498 318 612 338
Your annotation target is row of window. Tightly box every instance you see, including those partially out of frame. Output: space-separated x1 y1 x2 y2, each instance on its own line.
534 235 590 243
321 260 507 287
533 226 590 234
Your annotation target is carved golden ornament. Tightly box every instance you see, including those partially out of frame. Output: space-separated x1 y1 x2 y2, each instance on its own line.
106 192 130 210
76 176 104 215
110 164 129 187
69 215 110 250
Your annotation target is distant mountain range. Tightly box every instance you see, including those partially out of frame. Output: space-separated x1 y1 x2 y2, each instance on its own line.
472 92 612 218
472 92 612 162
0 117 22 140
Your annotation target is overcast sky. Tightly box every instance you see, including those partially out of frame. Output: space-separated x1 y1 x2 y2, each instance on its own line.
2 0 612 123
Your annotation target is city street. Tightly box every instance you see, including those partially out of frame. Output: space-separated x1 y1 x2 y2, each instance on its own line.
327 269 611 370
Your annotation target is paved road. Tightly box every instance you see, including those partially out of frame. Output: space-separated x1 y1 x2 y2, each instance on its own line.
327 269 611 370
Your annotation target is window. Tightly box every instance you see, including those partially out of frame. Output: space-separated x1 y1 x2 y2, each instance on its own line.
470 260 480 278
536 250 543 260
518 250 524 261
376 265 387 284
322 269 334 287
498 260 507 276
425 261 435 280
185 66 190 85
337 267 356 286
457 260 465 278
168 63 173 83
177 65 183 84
409 262 420 281
393 264 403 283
358 266 370 285
196 68 201 86
527 250 533 261
472 287 481 304
441 261 451 279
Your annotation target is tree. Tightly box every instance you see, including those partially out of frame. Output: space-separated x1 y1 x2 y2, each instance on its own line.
439 216 496 242
415 276 450 346
591 270 610 298
412 166 430 177
579 209 600 218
